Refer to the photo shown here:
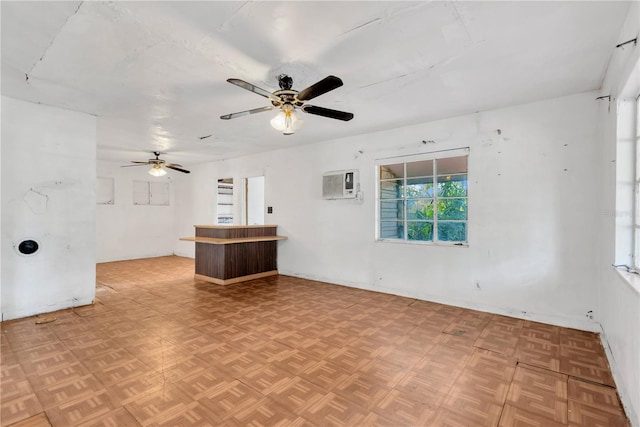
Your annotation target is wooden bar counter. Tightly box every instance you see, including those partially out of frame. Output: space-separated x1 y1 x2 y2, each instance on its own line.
180 225 287 285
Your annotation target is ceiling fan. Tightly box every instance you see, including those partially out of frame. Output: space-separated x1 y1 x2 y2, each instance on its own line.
220 74 354 135
121 152 190 176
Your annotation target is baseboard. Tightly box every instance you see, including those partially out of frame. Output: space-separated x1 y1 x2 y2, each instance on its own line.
599 328 640 426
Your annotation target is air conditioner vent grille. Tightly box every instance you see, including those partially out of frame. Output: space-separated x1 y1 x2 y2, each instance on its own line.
322 169 359 199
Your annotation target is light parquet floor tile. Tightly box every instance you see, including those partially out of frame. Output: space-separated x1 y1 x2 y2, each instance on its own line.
33 373 105 409
75 407 141 427
505 364 568 423
5 412 52 427
373 388 436 426
1 394 43 427
568 400 630 427
195 379 266 421
0 255 631 426
498 404 568 427
44 390 119 427
568 377 626 417
262 376 326 415
123 384 198 426
298 391 390 427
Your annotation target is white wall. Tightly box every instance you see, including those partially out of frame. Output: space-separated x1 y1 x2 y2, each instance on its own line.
175 91 601 331
596 2 640 424
96 160 180 262
1 97 97 321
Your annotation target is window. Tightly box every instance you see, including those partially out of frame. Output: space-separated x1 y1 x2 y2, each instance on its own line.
634 94 640 271
96 177 114 204
377 149 468 244
614 59 639 273
133 181 170 206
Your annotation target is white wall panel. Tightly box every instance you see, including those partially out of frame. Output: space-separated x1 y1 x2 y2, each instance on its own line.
175 91 601 331
96 161 179 262
1 97 96 320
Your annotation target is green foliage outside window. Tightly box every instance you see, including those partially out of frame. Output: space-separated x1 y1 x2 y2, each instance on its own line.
407 179 467 242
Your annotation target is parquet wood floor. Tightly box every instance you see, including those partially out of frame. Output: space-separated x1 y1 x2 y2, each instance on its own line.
1 256 630 426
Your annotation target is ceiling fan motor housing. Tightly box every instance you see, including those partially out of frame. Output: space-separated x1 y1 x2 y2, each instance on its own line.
271 90 304 109
150 151 165 164
278 74 293 90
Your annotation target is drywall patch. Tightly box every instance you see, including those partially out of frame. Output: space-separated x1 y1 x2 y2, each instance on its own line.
24 188 48 214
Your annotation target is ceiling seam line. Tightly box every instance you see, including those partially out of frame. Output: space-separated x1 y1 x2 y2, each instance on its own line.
26 1 85 82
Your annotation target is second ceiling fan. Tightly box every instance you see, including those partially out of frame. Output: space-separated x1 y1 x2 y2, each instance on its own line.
121 152 190 176
220 74 354 135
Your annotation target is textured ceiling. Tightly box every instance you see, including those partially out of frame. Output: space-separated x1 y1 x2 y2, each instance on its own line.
1 1 630 166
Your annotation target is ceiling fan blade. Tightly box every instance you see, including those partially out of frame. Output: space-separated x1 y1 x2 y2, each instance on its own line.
120 163 150 167
227 79 281 103
302 105 354 121
297 76 344 101
166 165 191 174
165 163 183 168
220 105 276 120
130 161 150 164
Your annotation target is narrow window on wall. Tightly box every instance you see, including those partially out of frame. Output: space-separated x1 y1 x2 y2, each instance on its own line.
96 177 114 204
634 94 640 271
376 148 469 244
133 181 170 206
614 59 639 272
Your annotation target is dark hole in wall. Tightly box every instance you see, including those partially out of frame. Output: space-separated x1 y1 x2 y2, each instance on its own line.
18 240 39 255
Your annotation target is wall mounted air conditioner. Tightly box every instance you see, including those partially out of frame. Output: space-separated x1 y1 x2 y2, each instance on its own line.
322 169 359 199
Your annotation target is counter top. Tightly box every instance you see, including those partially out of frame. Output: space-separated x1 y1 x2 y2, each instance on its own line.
180 235 287 245
193 224 278 229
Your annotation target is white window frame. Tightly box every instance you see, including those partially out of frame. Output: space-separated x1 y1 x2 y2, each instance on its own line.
633 94 640 271
96 176 114 205
133 181 170 206
614 58 640 274
375 147 469 246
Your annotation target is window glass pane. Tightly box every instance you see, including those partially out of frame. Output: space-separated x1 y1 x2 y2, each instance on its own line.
438 198 467 220
407 221 434 241
635 96 640 269
380 179 403 199
407 199 434 220
407 160 433 178
437 174 467 197
381 200 403 221
406 177 434 198
438 222 467 242
96 177 114 205
150 182 170 206
133 181 150 205
437 156 467 175
380 163 404 179
380 221 404 239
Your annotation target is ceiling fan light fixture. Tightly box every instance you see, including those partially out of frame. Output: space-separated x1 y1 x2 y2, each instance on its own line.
270 104 303 135
148 164 167 177
269 110 287 131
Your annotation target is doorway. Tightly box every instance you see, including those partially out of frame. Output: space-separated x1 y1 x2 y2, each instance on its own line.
244 176 265 225
216 178 234 224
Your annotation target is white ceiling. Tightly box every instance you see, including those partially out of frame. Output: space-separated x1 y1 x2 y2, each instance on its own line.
1 1 630 166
